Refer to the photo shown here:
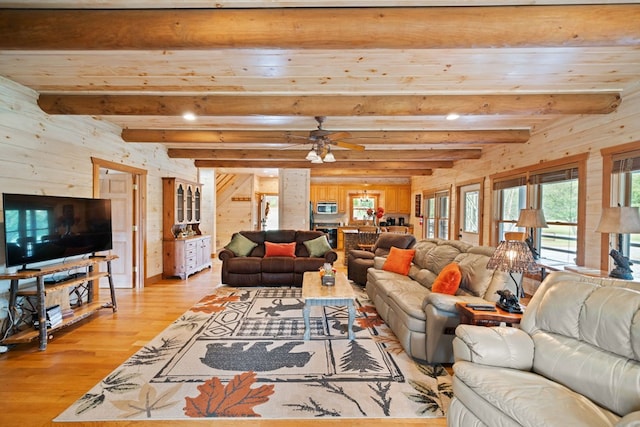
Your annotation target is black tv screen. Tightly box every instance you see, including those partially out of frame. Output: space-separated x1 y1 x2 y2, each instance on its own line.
2 193 113 268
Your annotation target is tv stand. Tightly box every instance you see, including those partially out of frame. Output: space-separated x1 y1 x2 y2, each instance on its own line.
18 264 41 272
0 255 118 351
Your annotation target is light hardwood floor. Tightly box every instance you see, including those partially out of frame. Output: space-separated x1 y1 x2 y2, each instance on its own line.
0 256 447 427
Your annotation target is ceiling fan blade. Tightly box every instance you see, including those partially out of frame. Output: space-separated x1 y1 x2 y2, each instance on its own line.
335 140 366 151
326 131 352 141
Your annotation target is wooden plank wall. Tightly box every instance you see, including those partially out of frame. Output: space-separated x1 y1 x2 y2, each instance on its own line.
412 83 640 271
0 77 199 306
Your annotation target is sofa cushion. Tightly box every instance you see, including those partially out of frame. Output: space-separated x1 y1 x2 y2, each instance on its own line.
454 251 496 297
382 247 416 275
432 262 462 294
303 234 332 257
453 362 621 427
225 232 258 256
417 240 469 274
264 241 296 257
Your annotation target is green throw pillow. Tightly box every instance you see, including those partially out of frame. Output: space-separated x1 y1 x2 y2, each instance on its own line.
303 235 332 257
225 233 258 257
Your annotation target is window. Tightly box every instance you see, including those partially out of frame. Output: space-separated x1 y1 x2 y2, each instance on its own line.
532 167 579 263
424 190 449 239
351 194 378 222
493 176 526 240
463 190 479 233
491 155 585 265
611 150 640 265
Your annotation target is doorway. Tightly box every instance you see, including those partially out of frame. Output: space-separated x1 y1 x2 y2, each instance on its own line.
92 158 146 289
259 194 279 230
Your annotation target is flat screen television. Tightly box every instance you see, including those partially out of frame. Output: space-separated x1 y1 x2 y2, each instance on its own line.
2 193 113 269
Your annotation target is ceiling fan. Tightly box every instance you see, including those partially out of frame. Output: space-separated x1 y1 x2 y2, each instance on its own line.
302 116 365 163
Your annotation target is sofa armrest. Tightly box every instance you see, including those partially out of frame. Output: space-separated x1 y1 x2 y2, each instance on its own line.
348 249 375 260
453 324 534 370
373 256 387 269
616 411 640 427
424 293 488 314
218 249 236 262
323 250 338 264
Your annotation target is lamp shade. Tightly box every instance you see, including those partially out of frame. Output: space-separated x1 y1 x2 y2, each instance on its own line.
486 239 537 274
596 206 640 234
516 208 548 228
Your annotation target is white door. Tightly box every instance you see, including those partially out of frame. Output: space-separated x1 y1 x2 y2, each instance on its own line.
458 183 481 246
100 172 134 288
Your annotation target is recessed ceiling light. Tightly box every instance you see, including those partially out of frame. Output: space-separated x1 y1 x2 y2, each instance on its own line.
183 112 196 121
446 113 460 121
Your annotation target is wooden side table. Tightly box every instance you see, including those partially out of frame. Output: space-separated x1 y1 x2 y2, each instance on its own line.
456 302 523 327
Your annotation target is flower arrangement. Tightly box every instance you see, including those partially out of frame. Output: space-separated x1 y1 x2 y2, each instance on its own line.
366 207 385 224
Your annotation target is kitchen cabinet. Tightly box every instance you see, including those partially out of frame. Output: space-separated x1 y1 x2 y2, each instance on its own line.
384 185 412 214
311 184 344 213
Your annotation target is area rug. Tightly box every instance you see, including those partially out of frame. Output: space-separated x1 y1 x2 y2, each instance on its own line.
55 285 452 421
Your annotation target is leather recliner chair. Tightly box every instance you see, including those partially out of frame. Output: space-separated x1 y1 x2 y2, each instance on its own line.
347 232 416 285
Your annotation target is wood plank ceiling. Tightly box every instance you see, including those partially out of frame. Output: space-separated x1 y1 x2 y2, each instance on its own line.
1 1 639 179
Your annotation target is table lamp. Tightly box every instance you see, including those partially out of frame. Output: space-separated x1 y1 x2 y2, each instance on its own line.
595 206 640 280
516 208 548 259
486 232 537 313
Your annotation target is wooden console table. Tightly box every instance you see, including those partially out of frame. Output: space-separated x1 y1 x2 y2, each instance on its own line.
0 255 118 350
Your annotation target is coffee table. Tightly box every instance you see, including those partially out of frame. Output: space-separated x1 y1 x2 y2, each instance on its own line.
302 271 356 340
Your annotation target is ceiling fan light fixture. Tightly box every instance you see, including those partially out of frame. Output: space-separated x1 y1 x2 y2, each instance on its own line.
311 156 324 164
306 148 319 161
323 151 336 163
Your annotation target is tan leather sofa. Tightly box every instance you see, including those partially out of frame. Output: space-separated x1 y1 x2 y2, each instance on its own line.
448 271 640 427
366 238 514 364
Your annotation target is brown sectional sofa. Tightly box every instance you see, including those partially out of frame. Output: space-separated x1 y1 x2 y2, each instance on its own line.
218 229 338 287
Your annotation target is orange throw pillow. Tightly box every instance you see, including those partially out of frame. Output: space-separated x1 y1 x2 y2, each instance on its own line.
382 247 416 275
432 263 462 295
264 241 297 257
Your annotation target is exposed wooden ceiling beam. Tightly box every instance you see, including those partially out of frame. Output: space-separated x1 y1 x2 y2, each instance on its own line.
195 160 452 170
122 129 531 144
1 6 638 50
311 169 432 177
39 93 620 116
171 148 480 161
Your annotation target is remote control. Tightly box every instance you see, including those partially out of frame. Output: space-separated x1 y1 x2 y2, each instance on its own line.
471 306 497 311
466 304 495 309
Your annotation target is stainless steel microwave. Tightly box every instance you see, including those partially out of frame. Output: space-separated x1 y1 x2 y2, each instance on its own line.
317 202 338 214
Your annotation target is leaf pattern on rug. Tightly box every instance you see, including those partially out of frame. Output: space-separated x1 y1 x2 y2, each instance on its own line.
184 371 275 417
190 293 243 314
75 369 142 415
369 381 393 415
404 364 453 416
124 336 183 366
356 315 385 329
372 334 405 355
173 313 209 331
110 383 182 418
290 379 367 416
